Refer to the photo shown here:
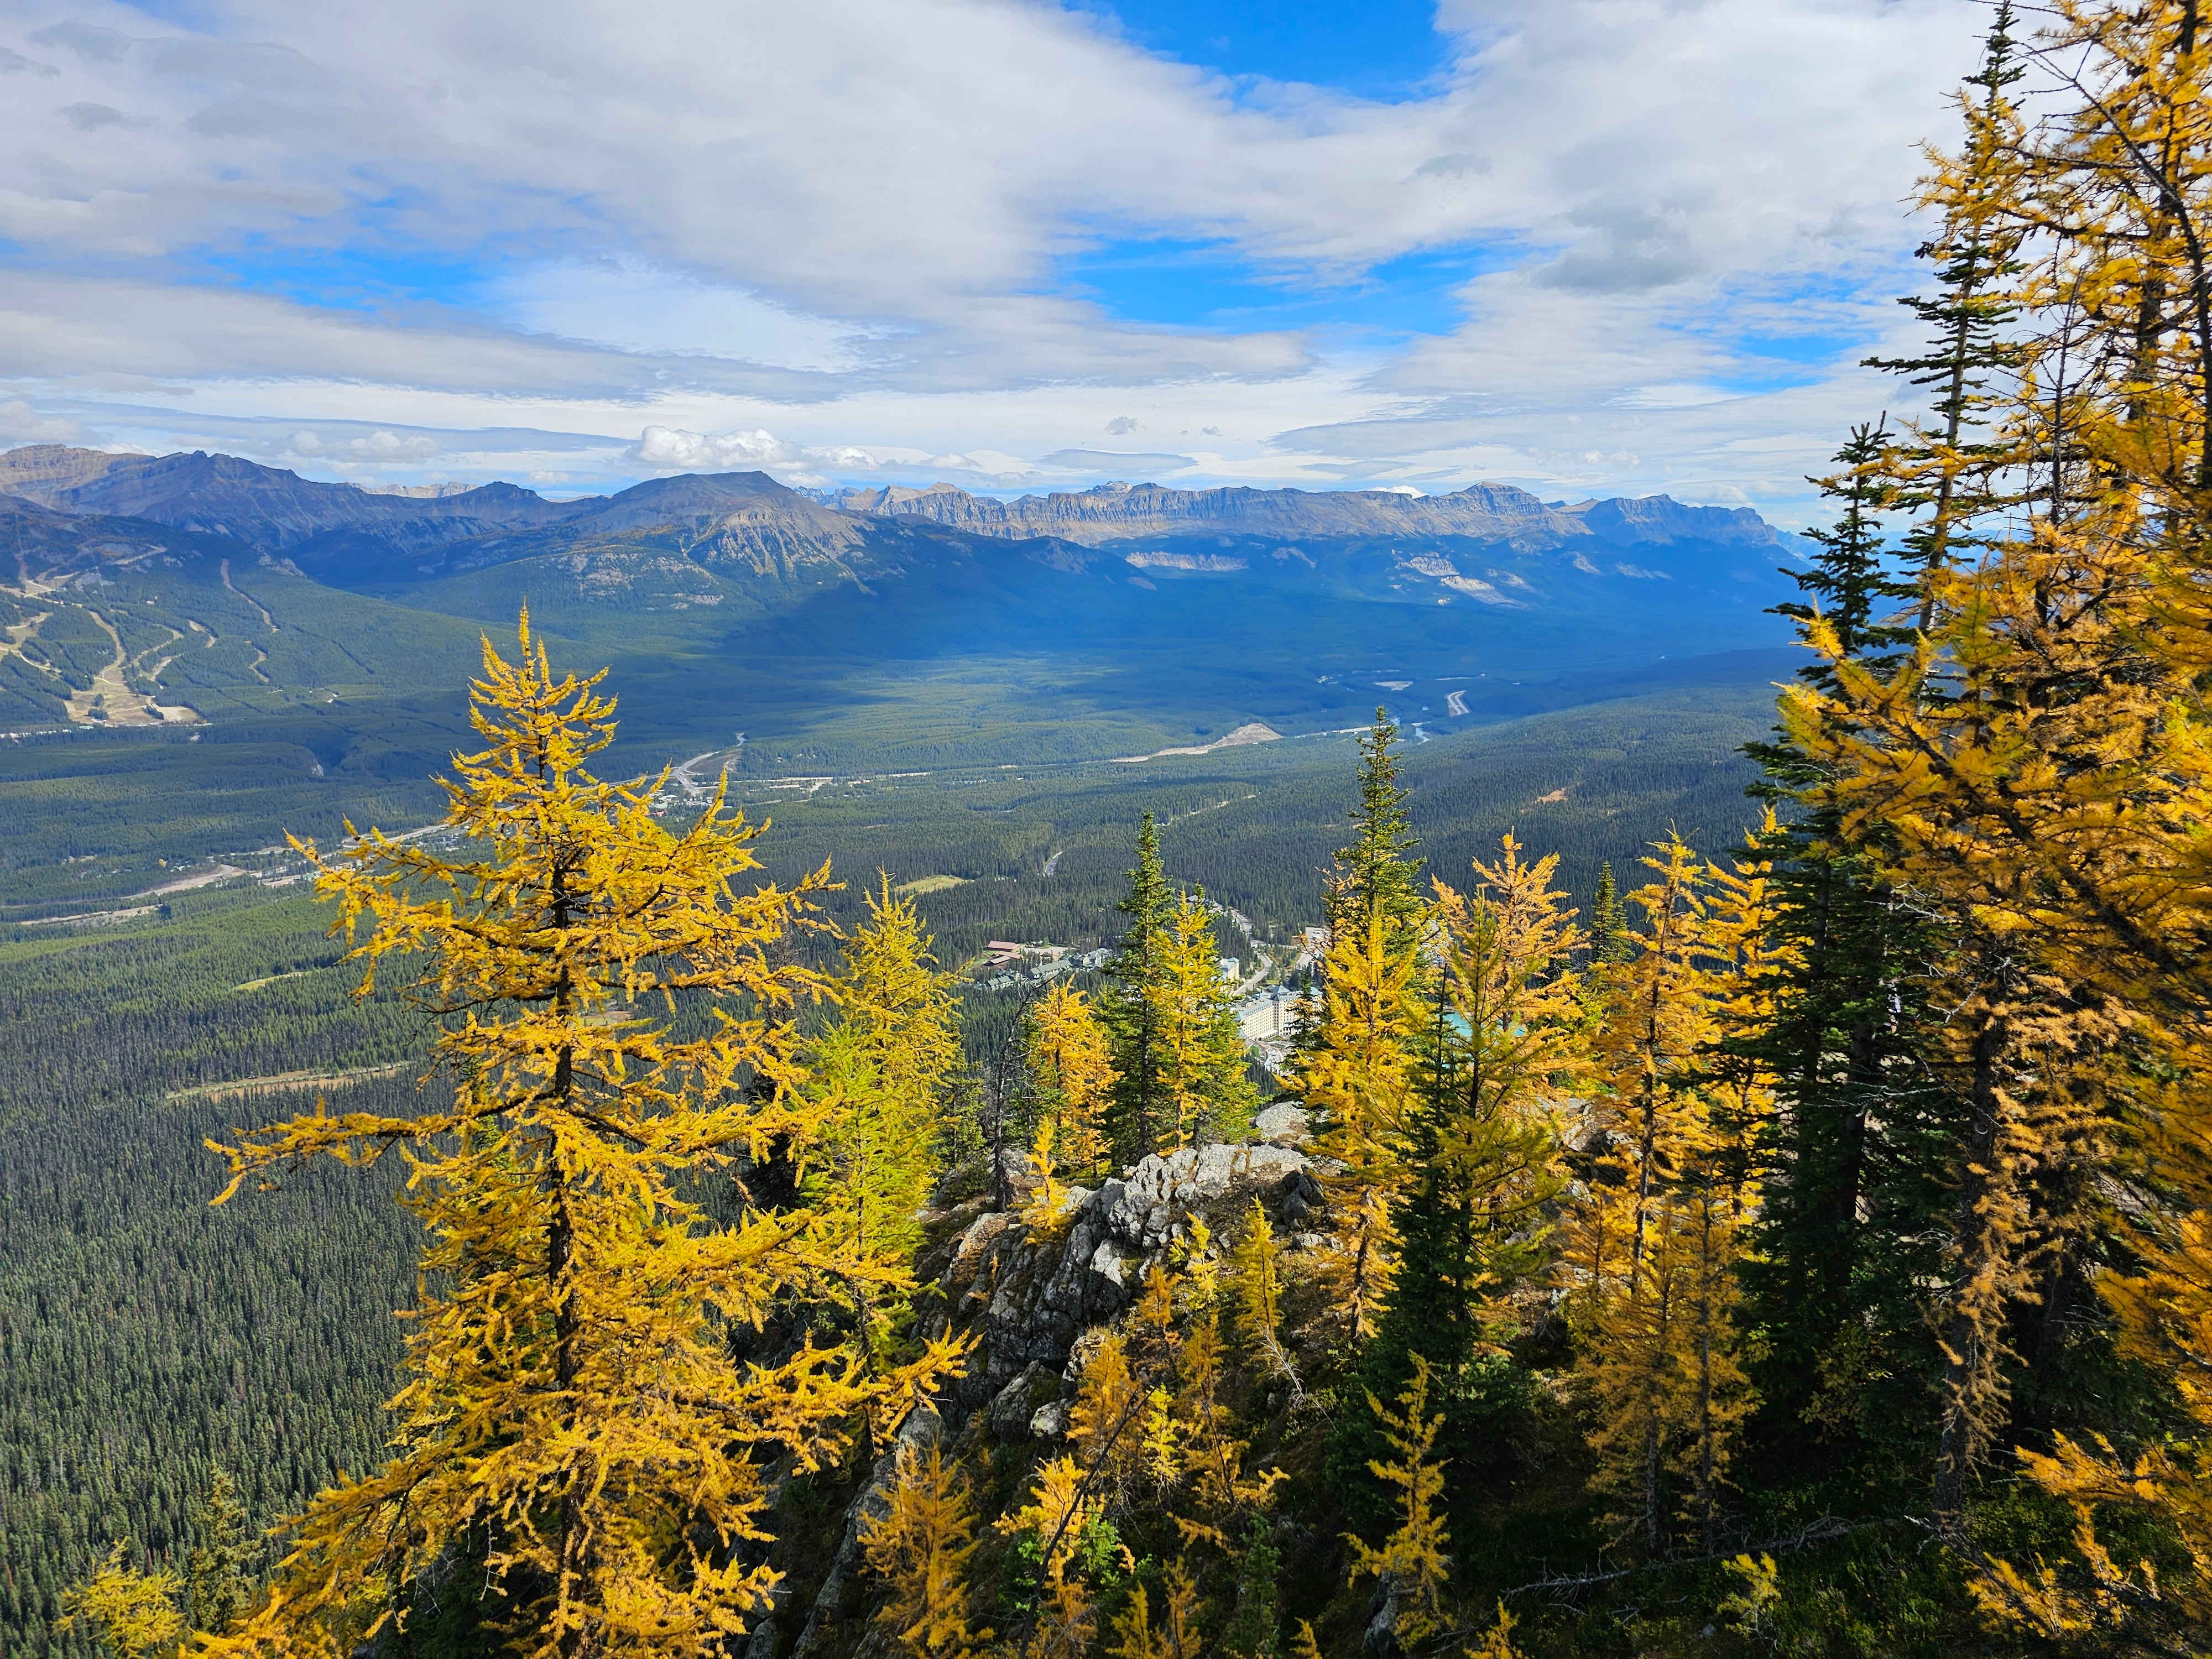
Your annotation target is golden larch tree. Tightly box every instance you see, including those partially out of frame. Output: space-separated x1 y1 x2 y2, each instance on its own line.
1297 911 1427 1340
1787 0 2212 1568
201 616 961 1659
1024 982 1114 1183
1569 836 1715 1303
805 875 963 1347
1570 836 1758 1554
1107 1564 1203 1659
1413 836 1588 1353
1230 1198 1296 1394
1146 894 1254 1153
861 1442 993 1659
64 1545 185 1659
1345 1356 1453 1649
995 1457 1103 1659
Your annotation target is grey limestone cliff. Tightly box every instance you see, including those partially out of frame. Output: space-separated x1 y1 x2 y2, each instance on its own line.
834 478 1783 552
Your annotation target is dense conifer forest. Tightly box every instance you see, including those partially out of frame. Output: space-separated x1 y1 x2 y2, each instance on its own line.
0 690 1765 1659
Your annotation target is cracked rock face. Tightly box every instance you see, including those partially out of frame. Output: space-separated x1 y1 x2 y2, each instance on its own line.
924 1140 1317 1431
989 1362 1055 1442
1099 1143 1312 1251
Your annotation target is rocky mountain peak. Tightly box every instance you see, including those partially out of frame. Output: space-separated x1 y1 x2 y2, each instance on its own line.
0 444 145 504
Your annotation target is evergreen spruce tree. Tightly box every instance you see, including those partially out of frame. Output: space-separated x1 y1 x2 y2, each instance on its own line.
1328 709 1425 953
1103 813 1176 1164
1219 1517 1281 1659
1763 419 1916 676
1860 0 2028 629
1284 976 1326 1076
1589 862 1629 968
1737 425 1949 1480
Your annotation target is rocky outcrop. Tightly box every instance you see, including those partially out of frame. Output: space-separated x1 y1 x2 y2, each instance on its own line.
1564 492 1777 547
740 1138 1326 1657
925 1142 1321 1432
0 444 135 500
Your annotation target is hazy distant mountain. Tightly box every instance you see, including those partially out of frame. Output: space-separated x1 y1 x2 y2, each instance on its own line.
0 446 1798 638
515 471 877 557
0 445 1810 750
832 478 1786 552
384 469 1019 619
0 447 586 577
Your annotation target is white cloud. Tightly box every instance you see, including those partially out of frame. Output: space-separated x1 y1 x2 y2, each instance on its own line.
0 0 1996 513
0 398 81 442
629 425 879 481
288 427 441 460
0 45 60 76
0 270 864 400
1035 447 1196 473
489 261 871 373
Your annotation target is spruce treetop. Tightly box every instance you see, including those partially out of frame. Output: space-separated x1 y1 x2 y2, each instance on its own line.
1330 708 1423 950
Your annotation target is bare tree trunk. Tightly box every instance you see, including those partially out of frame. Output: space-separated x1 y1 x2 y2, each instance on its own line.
1934 1002 2012 1536
1694 1190 1719 1555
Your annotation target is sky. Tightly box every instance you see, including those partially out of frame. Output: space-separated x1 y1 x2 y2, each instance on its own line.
0 0 1990 522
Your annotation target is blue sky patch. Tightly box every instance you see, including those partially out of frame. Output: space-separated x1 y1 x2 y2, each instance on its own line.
1081 0 1452 101
1061 234 1501 339
186 240 495 314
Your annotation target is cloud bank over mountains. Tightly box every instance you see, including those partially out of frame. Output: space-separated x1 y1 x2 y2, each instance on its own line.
0 0 1984 519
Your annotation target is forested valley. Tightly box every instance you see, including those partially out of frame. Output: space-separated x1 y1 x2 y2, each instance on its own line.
25 4 2212 1657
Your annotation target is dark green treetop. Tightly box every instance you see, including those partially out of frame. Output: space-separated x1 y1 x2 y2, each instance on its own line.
1102 811 1176 1162
1329 707 1425 951
1860 0 2028 628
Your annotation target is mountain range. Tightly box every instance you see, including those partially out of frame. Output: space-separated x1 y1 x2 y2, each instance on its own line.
831 477 1782 552
0 439 1811 911
0 441 1806 781
0 445 1792 617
